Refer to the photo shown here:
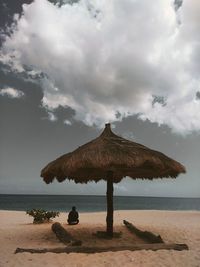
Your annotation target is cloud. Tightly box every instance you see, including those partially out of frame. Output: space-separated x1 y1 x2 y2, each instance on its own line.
196 91 200 100
0 0 200 134
0 87 24 98
41 110 57 121
47 111 57 121
64 119 72 125
114 184 128 193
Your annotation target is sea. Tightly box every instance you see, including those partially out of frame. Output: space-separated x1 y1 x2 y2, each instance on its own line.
0 194 200 212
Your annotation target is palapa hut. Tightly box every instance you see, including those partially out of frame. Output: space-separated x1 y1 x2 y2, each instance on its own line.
41 123 186 237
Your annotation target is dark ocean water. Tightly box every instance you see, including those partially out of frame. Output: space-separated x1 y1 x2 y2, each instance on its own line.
0 195 200 212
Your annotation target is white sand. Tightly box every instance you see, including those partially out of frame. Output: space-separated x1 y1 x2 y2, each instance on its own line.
0 210 200 267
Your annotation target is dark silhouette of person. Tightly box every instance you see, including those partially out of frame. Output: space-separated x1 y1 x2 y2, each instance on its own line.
67 206 79 225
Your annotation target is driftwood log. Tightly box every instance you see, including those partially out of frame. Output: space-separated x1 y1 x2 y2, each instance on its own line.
15 243 188 254
123 220 164 243
51 222 82 246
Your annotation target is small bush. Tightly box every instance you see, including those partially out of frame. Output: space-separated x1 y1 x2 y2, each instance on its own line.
26 208 60 223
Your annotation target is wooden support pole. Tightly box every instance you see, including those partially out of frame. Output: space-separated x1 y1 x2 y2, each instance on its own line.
106 171 114 237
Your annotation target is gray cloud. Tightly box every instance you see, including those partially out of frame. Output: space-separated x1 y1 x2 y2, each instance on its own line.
174 0 183 11
152 95 167 107
196 91 200 100
0 0 200 134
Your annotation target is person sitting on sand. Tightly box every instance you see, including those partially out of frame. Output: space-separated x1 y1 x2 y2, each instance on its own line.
67 206 79 225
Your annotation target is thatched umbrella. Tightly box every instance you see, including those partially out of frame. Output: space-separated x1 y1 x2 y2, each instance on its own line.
41 123 186 236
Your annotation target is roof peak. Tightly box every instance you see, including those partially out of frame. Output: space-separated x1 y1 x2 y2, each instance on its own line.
105 123 111 129
100 123 115 138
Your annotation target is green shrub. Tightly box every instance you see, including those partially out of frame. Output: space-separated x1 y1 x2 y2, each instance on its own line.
26 208 60 223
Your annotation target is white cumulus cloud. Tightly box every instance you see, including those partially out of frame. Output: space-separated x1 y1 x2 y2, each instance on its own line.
0 87 24 98
64 119 72 125
47 111 57 122
0 0 200 134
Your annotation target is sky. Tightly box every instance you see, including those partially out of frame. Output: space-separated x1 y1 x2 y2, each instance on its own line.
0 0 200 197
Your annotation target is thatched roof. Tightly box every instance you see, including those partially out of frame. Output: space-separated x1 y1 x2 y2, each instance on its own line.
41 123 186 184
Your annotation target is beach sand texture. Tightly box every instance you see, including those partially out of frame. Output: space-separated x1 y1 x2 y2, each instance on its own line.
0 210 200 267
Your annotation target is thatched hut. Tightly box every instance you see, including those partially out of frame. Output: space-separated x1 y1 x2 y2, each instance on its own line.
41 123 186 236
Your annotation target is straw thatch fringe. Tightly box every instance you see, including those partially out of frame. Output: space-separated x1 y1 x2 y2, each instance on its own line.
41 124 186 184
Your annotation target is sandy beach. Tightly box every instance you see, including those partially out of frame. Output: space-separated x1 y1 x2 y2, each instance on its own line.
0 210 200 267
